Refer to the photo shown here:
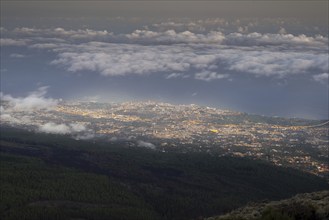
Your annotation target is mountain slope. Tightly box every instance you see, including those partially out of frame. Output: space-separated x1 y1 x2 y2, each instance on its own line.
1 126 328 220
206 190 329 220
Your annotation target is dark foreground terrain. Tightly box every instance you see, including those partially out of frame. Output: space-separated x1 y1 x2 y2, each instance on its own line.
1 126 328 220
207 190 329 220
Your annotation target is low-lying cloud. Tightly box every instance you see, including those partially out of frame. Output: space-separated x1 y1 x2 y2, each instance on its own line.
137 140 156 149
38 122 86 134
1 86 59 112
1 88 93 137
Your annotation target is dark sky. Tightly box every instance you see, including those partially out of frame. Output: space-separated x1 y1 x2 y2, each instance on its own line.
1 1 328 119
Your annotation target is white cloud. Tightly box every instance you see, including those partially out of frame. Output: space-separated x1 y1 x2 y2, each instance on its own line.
195 71 229 82
166 72 188 79
38 122 86 134
38 122 71 134
1 86 59 112
13 27 113 41
69 123 87 132
3 27 327 82
0 89 90 137
10 53 26 58
225 50 328 77
0 112 24 125
137 140 156 149
0 87 60 128
0 38 28 46
123 28 327 48
48 41 327 80
50 42 194 76
3 26 328 49
125 29 225 44
313 73 329 84
152 18 228 32
223 32 328 48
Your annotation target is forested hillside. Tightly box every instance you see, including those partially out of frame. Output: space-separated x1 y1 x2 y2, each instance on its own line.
1 126 328 220
206 190 329 220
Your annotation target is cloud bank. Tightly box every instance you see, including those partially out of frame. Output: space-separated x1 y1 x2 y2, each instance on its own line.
49 41 327 81
1 26 328 83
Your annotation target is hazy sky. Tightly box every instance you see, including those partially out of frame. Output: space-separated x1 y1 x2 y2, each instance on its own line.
1 1 328 119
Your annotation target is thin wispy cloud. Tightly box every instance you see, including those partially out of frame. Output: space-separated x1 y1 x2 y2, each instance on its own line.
0 38 29 46
313 73 329 84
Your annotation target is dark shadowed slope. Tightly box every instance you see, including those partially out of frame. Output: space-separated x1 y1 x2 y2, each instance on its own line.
206 190 329 220
1 126 328 220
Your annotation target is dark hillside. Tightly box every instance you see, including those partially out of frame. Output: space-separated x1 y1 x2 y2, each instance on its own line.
206 190 329 220
1 126 328 220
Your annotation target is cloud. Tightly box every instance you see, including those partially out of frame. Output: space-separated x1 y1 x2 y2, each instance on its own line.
38 122 86 134
29 43 65 49
151 19 227 32
75 133 95 140
225 50 328 77
0 87 60 128
313 73 329 84
49 41 327 80
2 26 328 49
38 122 71 134
278 27 287 34
194 71 229 82
50 42 194 76
123 29 327 48
9 53 26 58
125 29 225 44
0 111 30 125
137 140 156 149
166 72 189 79
3 27 327 82
1 86 59 112
69 123 87 132
222 32 328 48
13 27 113 41
237 26 248 33
0 38 28 46
0 88 91 137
